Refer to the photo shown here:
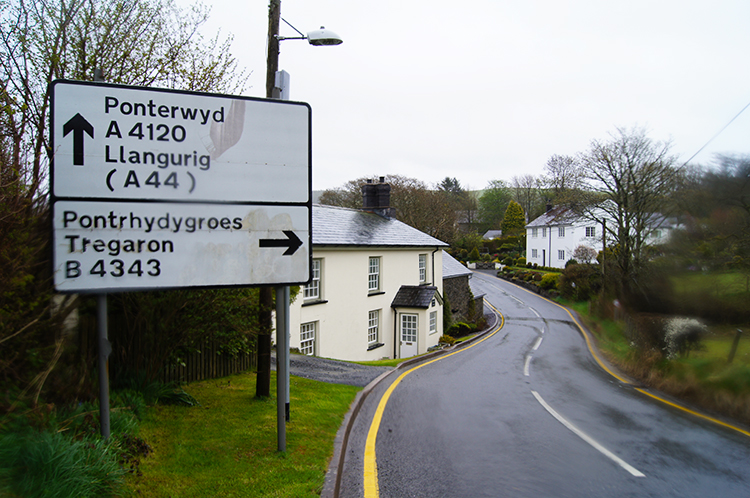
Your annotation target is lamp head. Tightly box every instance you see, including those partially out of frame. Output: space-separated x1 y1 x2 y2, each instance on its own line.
306 26 343 46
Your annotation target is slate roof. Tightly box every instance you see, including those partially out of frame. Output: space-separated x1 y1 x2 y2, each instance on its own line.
391 285 440 309
526 205 680 231
525 206 576 228
443 252 472 279
312 204 449 248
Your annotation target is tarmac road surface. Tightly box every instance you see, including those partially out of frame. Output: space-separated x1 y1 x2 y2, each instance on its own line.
333 271 750 498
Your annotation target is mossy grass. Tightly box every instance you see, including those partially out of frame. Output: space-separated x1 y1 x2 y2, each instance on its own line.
565 298 750 425
127 371 360 497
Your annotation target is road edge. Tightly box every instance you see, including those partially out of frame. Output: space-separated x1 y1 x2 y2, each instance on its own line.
486 270 750 439
320 306 500 498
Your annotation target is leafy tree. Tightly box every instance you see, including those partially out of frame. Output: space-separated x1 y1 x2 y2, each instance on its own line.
437 177 463 194
0 0 247 410
437 177 478 235
501 200 526 236
577 126 679 302
478 180 511 232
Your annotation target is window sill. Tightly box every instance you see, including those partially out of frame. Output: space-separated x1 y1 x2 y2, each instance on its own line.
367 342 385 351
302 299 328 307
368 291 385 297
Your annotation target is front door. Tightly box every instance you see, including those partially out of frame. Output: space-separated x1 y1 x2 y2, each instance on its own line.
400 314 418 358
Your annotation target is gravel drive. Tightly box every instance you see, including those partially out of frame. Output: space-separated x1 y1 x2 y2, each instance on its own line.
271 353 393 387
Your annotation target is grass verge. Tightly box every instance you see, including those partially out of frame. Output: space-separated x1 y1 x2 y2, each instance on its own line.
127 371 360 497
564 299 750 427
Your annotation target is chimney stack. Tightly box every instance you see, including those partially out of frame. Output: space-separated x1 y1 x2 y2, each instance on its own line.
361 177 395 218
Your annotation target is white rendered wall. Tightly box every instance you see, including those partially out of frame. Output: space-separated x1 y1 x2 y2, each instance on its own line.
286 247 443 361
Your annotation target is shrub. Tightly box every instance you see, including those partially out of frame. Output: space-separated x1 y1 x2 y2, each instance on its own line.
558 264 602 301
468 247 481 261
516 257 526 266
565 258 578 268
439 334 456 346
447 322 473 337
502 256 514 266
538 273 560 290
663 317 708 359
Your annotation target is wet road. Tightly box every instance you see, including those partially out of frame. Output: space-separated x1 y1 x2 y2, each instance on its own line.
337 271 750 497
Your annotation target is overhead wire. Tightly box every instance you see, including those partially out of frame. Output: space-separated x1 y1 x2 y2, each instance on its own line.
682 100 750 167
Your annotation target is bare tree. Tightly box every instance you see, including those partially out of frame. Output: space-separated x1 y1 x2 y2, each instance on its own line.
578 126 679 300
319 174 459 243
510 174 540 222
0 0 247 408
543 154 585 204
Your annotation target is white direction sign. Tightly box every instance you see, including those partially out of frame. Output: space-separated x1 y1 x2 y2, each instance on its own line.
53 201 309 292
51 80 310 203
50 80 311 292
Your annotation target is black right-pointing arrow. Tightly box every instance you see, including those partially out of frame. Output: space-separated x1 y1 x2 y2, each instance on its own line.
259 230 303 256
63 113 94 166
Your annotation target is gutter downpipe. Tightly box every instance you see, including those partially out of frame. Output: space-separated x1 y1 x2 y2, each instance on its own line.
393 307 398 359
431 247 439 285
548 224 552 267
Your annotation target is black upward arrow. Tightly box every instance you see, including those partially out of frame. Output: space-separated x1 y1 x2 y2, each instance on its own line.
63 113 94 166
259 231 303 256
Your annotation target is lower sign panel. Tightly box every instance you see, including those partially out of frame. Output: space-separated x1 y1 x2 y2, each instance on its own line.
53 201 310 292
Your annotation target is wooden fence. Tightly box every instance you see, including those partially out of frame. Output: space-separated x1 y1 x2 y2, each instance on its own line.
78 315 256 385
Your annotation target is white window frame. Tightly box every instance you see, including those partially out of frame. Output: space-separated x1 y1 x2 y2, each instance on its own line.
429 311 437 335
300 322 316 356
419 254 427 283
401 314 418 342
586 226 596 237
368 310 380 345
368 257 381 292
532 228 538 238
542 227 547 238
532 249 538 258
303 259 321 300
558 226 565 237
558 250 565 261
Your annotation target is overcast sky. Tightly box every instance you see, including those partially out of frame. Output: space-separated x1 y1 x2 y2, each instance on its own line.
186 0 750 191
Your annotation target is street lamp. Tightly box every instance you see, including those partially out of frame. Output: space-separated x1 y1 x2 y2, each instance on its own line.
260 0 342 453
265 1 343 98
279 20 343 46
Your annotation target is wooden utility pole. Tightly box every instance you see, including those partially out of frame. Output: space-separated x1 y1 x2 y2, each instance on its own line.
256 0 281 399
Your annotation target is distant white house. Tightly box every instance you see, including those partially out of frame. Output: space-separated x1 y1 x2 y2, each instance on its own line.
482 229 503 240
525 205 679 269
287 180 449 361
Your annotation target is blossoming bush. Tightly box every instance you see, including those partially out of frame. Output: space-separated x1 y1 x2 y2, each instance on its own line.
663 317 708 359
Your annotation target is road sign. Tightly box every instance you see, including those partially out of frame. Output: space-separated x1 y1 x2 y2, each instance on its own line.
51 80 310 203
50 80 311 292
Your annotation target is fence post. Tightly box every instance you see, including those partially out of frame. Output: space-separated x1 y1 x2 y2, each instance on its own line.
728 329 743 364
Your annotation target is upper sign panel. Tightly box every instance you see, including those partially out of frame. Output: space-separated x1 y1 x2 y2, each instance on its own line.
51 80 311 204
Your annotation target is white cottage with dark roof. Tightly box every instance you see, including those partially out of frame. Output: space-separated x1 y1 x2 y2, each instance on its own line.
526 204 681 269
288 180 448 361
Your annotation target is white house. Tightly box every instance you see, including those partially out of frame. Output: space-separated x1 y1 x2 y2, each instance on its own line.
288 181 449 361
525 205 679 269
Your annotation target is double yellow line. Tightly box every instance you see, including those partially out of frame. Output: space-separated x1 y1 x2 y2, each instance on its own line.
363 304 505 498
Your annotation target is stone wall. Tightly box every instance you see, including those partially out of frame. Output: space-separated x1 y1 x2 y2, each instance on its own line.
444 275 474 322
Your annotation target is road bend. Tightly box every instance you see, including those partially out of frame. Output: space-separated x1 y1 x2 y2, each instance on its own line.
336 271 750 498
